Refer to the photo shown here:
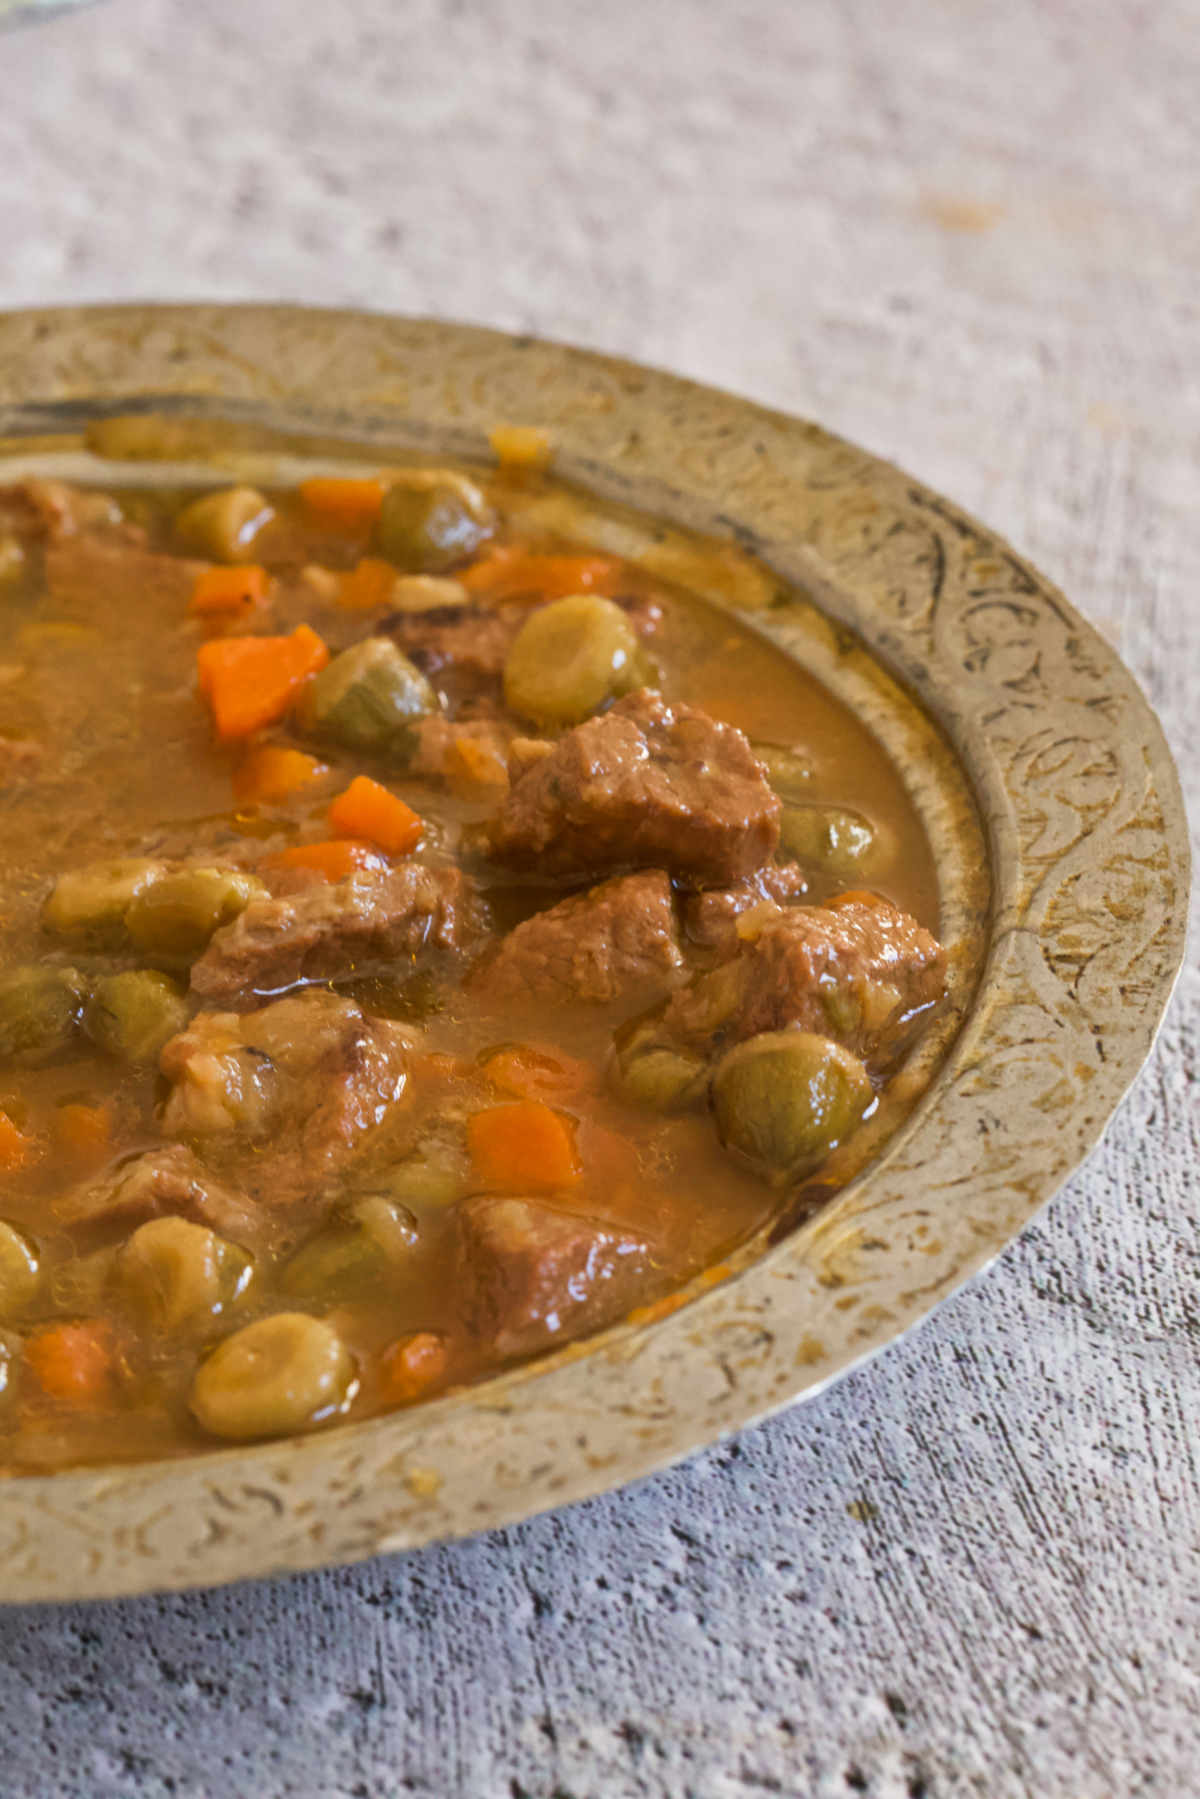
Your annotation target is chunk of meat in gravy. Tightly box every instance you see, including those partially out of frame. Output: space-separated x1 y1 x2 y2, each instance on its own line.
190 863 482 1002
480 871 684 1005
159 990 414 1208
657 897 947 1065
682 861 810 953
486 688 781 886
454 1196 655 1357
55 1143 260 1244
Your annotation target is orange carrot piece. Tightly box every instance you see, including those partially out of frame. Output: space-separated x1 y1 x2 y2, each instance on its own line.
299 476 385 531
337 558 398 611
25 1320 117 1406
196 624 329 740
55 1102 112 1160
444 734 509 789
264 839 388 883
467 1101 582 1193
328 775 423 855
0 1108 35 1169
489 425 552 470
460 548 624 604
232 744 329 806
480 1043 596 1104
378 1331 449 1406
190 563 270 618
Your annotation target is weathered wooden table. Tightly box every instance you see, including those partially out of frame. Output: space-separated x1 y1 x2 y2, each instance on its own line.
0 1 1195 1792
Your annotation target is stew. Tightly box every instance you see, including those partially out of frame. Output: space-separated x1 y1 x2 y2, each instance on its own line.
0 453 946 1470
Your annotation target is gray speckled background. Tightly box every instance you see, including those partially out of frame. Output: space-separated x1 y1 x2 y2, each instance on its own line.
2 2 1198 1794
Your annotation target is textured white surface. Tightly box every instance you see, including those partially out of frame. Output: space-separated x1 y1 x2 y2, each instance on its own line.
1 2 1197 1794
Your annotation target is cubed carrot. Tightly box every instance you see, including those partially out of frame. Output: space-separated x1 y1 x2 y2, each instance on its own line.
377 1331 449 1406
467 1101 582 1193
263 839 388 883
299 476 385 531
25 1320 117 1406
337 558 398 611
55 1102 112 1161
480 1043 596 1104
328 775 423 855
0 1108 35 1169
190 563 270 618
196 623 329 740
444 734 509 789
460 548 624 604
232 744 329 806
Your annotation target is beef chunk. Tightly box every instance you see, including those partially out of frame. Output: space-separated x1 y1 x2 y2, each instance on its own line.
190 863 482 1002
653 896 946 1065
56 1143 259 1242
682 862 810 953
454 1196 654 1356
486 689 781 885
480 871 684 1005
386 604 519 682
160 990 414 1208
0 478 130 545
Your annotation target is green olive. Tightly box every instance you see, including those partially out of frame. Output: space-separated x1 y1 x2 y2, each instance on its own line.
174 486 274 563
124 867 264 962
503 593 641 727
190 1312 357 1440
296 636 436 752
779 805 876 878
376 471 494 572
612 1044 709 1112
711 1030 873 1182
43 857 167 946
0 964 88 1065
752 741 814 802
85 970 190 1062
117 1215 252 1333
0 1222 39 1319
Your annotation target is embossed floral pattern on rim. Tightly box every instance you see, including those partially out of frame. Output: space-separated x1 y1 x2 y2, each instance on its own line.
0 305 1188 1603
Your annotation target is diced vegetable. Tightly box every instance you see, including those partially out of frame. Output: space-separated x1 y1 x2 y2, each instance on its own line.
461 549 622 603
376 471 494 572
25 1319 117 1406
197 624 329 740
753 741 814 801
0 1110 35 1169
480 1042 595 1104
85 970 190 1062
444 734 509 789
488 424 551 470
117 1216 252 1332
280 1222 388 1300
377 1331 448 1405
175 486 274 563
503 593 641 726
467 1101 582 1193
349 1194 419 1260
612 1044 709 1112
55 1102 113 1161
299 476 385 531
0 965 88 1065
43 857 167 945
0 1221 39 1317
711 1030 873 1183
190 1312 356 1440
124 867 264 961
295 635 435 752
337 558 398 611
263 839 388 883
328 776 422 855
232 745 328 806
779 805 877 878
190 564 270 618
387 575 469 614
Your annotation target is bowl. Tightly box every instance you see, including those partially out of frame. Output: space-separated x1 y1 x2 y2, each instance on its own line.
0 304 1187 1601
